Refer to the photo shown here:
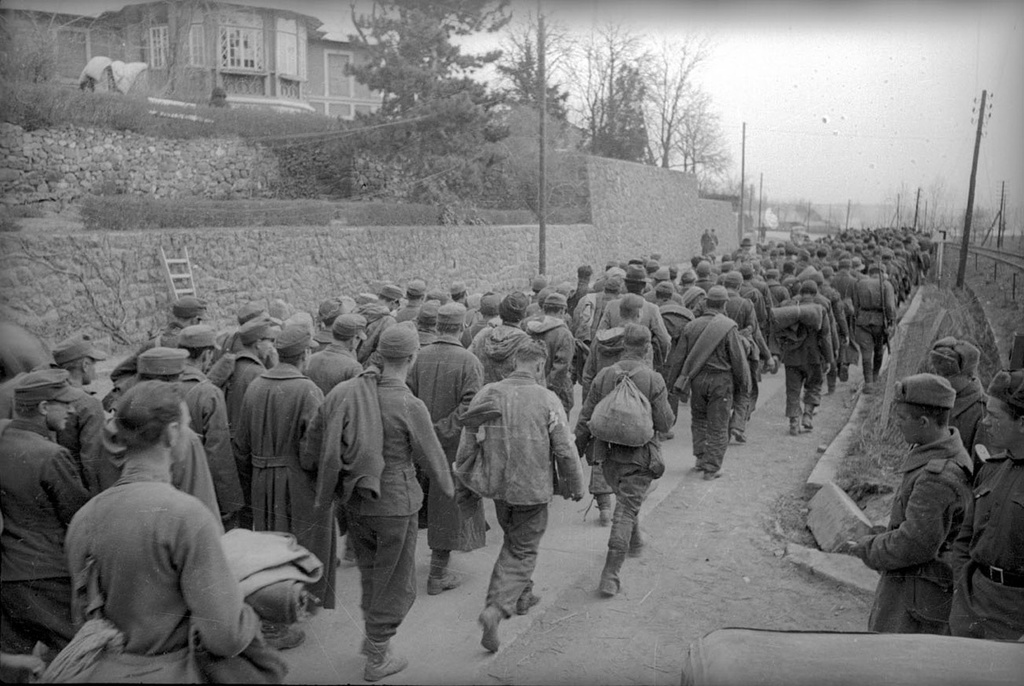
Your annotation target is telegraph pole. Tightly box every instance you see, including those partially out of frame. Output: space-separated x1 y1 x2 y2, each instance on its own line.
737 122 746 242
956 89 987 289
912 187 921 230
537 4 547 275
845 199 851 231
997 181 1006 248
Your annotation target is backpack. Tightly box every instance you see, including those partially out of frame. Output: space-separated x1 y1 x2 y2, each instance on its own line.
589 367 654 447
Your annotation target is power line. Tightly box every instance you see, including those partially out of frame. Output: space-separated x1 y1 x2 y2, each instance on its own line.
749 126 962 143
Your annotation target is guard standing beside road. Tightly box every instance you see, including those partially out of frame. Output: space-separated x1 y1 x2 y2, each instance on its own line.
950 369 1024 640
839 373 973 634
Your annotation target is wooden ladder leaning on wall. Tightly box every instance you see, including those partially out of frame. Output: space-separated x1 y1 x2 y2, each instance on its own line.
160 246 197 300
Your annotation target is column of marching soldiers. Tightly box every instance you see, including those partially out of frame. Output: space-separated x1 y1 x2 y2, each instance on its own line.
2 225 1022 683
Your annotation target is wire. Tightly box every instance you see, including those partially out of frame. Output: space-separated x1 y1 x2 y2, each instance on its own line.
748 126 962 143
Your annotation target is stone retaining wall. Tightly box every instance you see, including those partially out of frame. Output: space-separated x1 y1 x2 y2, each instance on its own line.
0 122 279 211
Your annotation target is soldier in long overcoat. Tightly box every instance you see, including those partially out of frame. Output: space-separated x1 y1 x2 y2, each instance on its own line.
407 303 487 595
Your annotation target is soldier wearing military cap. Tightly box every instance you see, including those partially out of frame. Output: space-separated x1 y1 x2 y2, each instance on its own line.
234 324 325 650
415 301 440 348
306 314 367 395
177 325 244 529
462 292 501 348
0 369 91 655
469 293 531 385
523 292 576 415
721 270 771 443
51 333 108 494
356 294 398 367
377 283 404 314
304 325 454 680
852 261 896 390
929 337 987 460
221 316 276 529
395 279 428 324
314 299 346 352
106 296 208 409
950 368 1024 640
405 303 487 597
839 373 973 635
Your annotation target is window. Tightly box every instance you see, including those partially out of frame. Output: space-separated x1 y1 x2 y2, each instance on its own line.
188 23 205 67
326 52 351 97
275 17 297 76
218 10 264 71
328 102 351 119
149 25 168 69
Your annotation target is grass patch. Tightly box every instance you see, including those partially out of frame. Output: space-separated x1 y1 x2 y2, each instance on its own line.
0 79 347 141
81 196 336 230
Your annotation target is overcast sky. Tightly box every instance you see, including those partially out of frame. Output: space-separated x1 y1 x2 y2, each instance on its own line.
12 0 1024 221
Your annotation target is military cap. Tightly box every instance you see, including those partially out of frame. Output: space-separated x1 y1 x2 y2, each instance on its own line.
237 301 267 325
706 285 729 303
177 324 217 349
417 300 440 327
138 347 188 376
797 249 811 261
644 259 660 274
534 286 554 307
866 262 882 274
680 270 697 285
378 283 404 303
838 258 852 269
332 313 367 340
449 281 467 299
624 264 647 283
882 248 895 259
695 261 712 277
930 337 980 377
740 236 753 247
268 298 291 321
739 262 754 278
799 279 819 295
652 266 671 282
720 261 734 273
530 275 548 293
988 368 1024 411
479 293 501 317
499 292 530 322
318 299 344 323
53 333 108 366
655 281 676 297
378 325 419 359
603 275 624 293
544 292 568 310
894 373 956 409
172 295 207 319
426 289 448 304
821 266 834 279
275 324 314 357
14 368 77 404
606 267 627 280
406 279 427 299
722 271 743 288
355 293 379 306
438 302 467 327
555 281 573 297
681 287 706 309
239 316 274 345
766 268 780 279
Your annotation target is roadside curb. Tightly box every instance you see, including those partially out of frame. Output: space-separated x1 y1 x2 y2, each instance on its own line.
785 542 879 595
806 388 872 491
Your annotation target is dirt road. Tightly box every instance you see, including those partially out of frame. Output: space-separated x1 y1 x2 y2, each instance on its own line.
284 370 872 684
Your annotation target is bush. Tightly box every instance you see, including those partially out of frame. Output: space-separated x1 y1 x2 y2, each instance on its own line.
81 196 335 231
0 80 348 141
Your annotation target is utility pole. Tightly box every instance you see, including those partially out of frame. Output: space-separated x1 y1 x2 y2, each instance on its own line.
895 193 901 228
845 199 851 231
537 4 546 275
997 181 1006 248
737 122 746 242
956 89 987 289
805 201 811 226
912 187 921 230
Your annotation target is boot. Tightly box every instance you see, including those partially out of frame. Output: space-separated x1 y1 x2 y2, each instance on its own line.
427 549 460 595
478 605 503 653
364 639 408 682
515 587 541 615
598 550 627 597
595 494 613 527
801 411 814 432
261 621 305 650
789 417 800 436
628 524 645 558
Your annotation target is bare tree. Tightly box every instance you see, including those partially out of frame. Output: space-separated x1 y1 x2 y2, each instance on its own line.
566 22 650 159
495 10 574 119
643 35 709 168
675 88 730 190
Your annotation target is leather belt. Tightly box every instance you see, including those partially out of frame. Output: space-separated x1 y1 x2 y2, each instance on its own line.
252 455 291 469
977 562 1024 588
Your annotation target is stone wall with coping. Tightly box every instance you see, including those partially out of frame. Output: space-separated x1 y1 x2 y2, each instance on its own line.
0 122 279 211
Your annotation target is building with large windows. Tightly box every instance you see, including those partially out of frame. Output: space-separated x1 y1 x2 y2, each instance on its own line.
0 1 381 118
